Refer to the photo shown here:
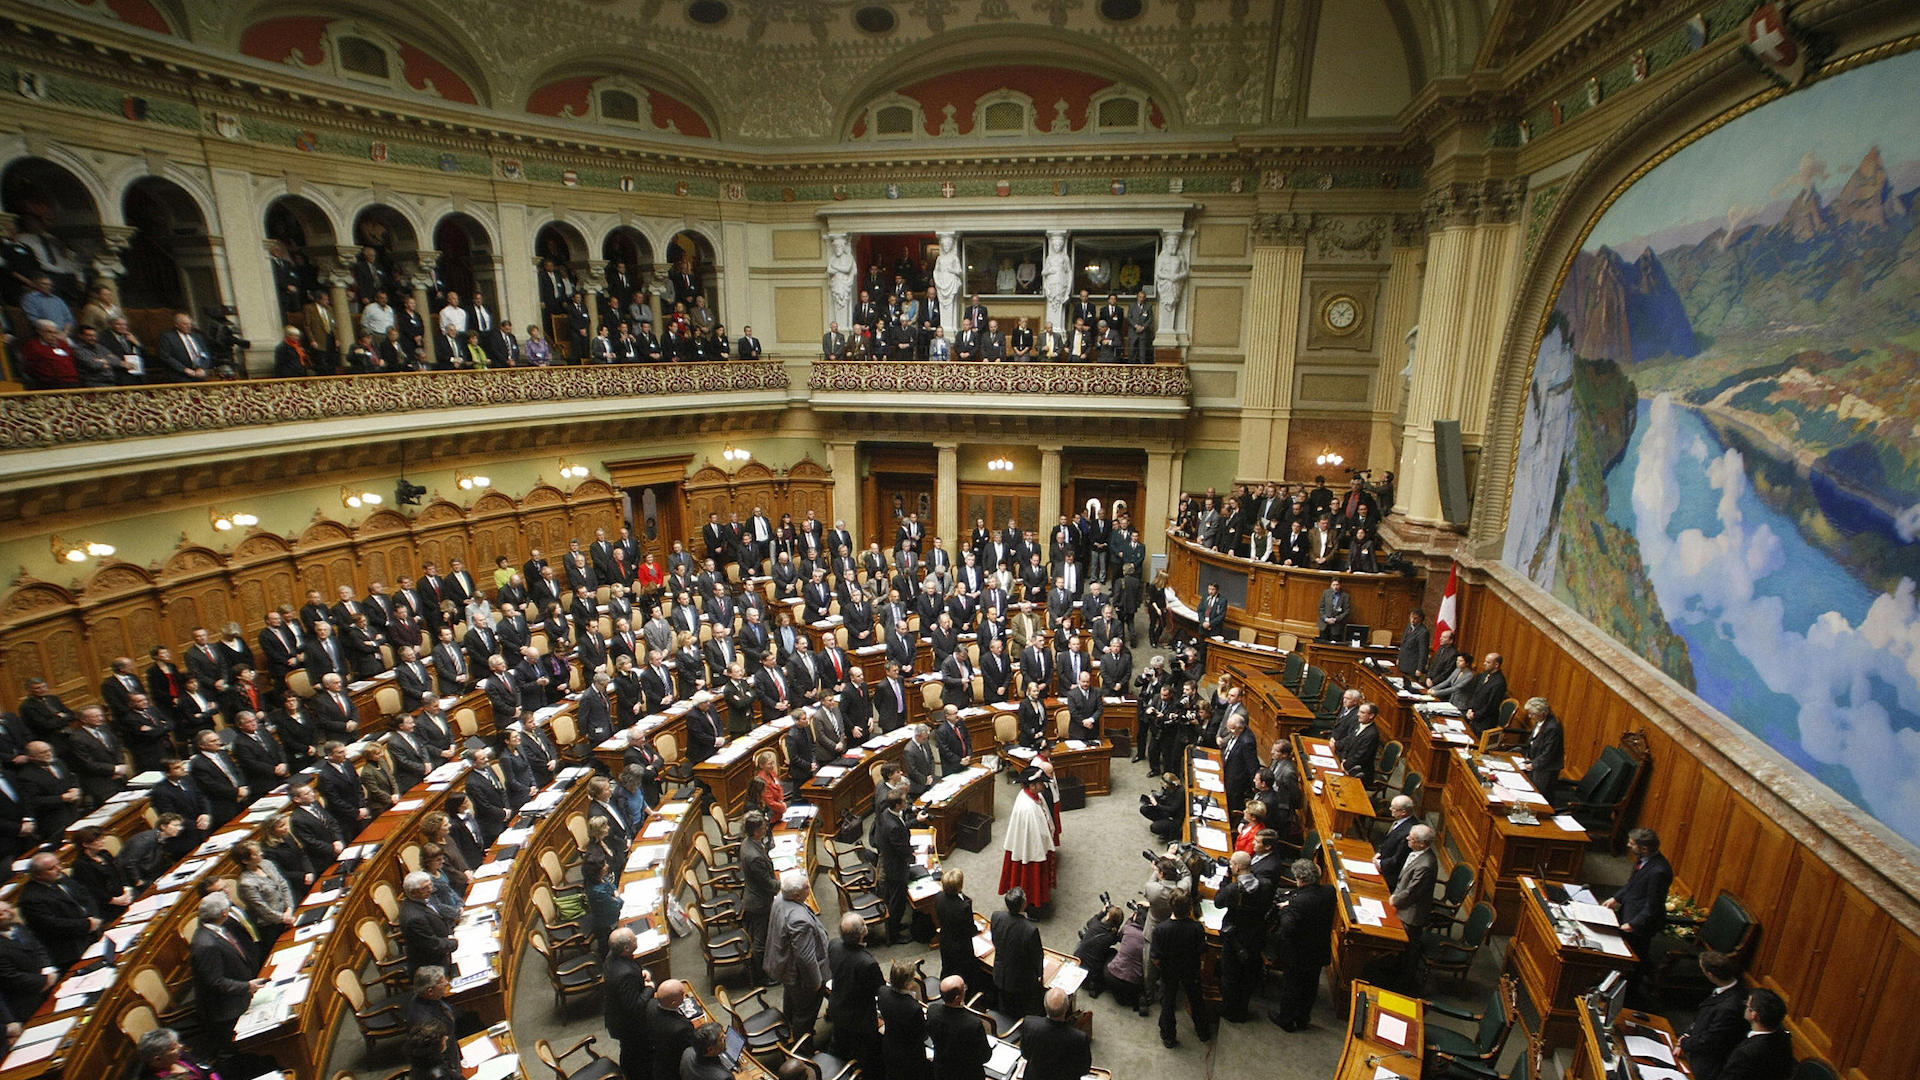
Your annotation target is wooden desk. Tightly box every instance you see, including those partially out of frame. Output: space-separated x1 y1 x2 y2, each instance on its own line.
1165 532 1424 641
915 766 995 856
695 715 801 816
1322 837 1409 1015
457 1023 525 1080
1295 734 1378 838
1569 995 1690 1080
1304 640 1400 694
1507 878 1638 1052
1349 659 1419 747
1204 638 1315 749
1400 707 1467 815
594 702 693 776
1331 982 1425 1080
799 727 914 824
1046 740 1113 797
1440 749 1589 934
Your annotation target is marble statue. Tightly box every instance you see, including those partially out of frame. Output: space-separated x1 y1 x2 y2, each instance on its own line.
1042 231 1071 330
826 233 856 327
1154 231 1189 335
932 233 963 331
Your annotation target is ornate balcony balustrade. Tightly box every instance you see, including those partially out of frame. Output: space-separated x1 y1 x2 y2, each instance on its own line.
806 359 1191 417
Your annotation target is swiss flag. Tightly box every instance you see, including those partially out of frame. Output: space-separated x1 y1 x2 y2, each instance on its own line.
1434 563 1459 653
1744 3 1811 86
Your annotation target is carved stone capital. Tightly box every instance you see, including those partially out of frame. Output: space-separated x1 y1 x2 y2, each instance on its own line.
1250 211 1314 247
1390 213 1427 249
1423 178 1528 230
1311 216 1388 262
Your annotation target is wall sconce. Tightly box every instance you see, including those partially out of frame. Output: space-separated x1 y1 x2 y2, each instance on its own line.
209 508 259 532
456 472 492 491
987 456 1015 472
51 536 115 563
1315 447 1345 467
722 445 751 464
342 487 383 509
557 460 590 480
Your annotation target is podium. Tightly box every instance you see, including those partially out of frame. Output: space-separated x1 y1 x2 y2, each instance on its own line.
1506 877 1638 1051
1333 982 1426 1080
1569 992 1693 1080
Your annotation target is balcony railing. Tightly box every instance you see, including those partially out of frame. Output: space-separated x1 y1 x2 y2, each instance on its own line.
0 361 792 451
807 359 1190 413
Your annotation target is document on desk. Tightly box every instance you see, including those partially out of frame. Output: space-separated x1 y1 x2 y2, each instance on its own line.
986 1041 1023 1078
1353 897 1388 927
1374 1011 1409 1046
1048 964 1088 994
473 1054 520 1080
1625 1036 1676 1064
1195 826 1230 850
1196 774 1225 793
14 1016 77 1047
1 1035 60 1070
1341 857 1381 878
461 1037 503 1068
465 878 504 907
1565 901 1618 927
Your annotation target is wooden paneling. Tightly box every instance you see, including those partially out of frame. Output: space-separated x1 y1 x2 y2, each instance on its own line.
0 480 623 712
1449 572 1920 1078
677 457 836 551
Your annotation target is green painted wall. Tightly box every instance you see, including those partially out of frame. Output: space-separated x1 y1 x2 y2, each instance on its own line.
1180 449 1238 495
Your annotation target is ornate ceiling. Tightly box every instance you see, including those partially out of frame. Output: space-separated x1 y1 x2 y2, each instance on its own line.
61 0 1510 145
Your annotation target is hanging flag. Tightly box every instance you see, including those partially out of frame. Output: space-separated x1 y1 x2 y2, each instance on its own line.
1434 563 1459 653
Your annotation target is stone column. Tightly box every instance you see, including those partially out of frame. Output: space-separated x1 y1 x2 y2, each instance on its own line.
208 168 277 372
1038 445 1064 533
1238 212 1312 481
1396 181 1523 523
935 230 961 333
326 264 355 362
825 231 853 329
826 440 861 546
1043 228 1070 331
1368 221 1424 477
407 269 434 334
934 441 960 558
583 258 608 349
1143 447 1176 538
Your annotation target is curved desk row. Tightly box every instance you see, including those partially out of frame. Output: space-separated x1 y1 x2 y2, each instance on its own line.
1164 531 1422 643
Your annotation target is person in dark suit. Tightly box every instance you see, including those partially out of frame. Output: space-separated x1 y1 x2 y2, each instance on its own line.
1213 851 1271 1022
1316 580 1353 643
289 781 343 867
18 853 100 970
189 730 250 825
1334 704 1382 783
17 740 84 838
869 791 915 945
1374 796 1417 889
1151 889 1212 1047
1390 825 1437 935
154 313 213 381
879 960 929 1080
190 893 263 1064
644 980 697 1080
602 927 656 1080
926 974 991 1080
826 913 884 1077
148 758 211 852
0 899 55 1024
991 888 1046 1020
398 872 455 975
229 712 288 797
1718 989 1795 1080
1219 715 1258 823
1679 952 1750 1080
1020 988 1092 1080
1460 653 1509 735
685 696 727 763
1607 827 1673 968
65 706 130 804
1268 858 1337 1031
316 741 368 840
462 748 509 846
935 706 973 775
1519 697 1566 801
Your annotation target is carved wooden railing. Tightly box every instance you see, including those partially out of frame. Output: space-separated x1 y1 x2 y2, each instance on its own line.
808 359 1191 398
0 360 792 450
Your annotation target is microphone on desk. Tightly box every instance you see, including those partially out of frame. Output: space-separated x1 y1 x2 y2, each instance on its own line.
1366 1052 1418 1068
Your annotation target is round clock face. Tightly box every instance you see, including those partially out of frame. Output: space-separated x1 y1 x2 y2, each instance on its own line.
1325 296 1360 333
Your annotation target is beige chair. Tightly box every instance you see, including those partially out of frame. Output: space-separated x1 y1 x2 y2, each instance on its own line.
398 842 422 873
1370 628 1394 647
1275 632 1299 653
1054 708 1072 738
565 812 589 851
966 642 980 666
993 713 1018 747
656 731 692 784
921 682 943 713
375 685 401 718
530 883 592 956
118 1003 158 1045
370 881 401 926
129 967 194 1028
531 630 550 655
596 585 612 606
598 615 613 639
834 626 850 650
452 707 480 739
287 669 314 698
1237 626 1258 644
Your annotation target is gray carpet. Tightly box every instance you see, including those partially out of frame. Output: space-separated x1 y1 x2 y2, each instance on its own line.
327 635 1644 1080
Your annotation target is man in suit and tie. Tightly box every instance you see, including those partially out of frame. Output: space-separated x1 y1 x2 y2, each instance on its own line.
1065 670 1103 742
314 740 367 840
939 648 975 710
1317 579 1353 643
16 742 83 838
1389 824 1438 946
1198 582 1227 653
873 662 911 733
979 638 1013 704
1373 795 1418 890
66 706 130 804
399 871 456 975
430 626 471 696
482 656 526 726
257 612 305 690
1460 653 1509 736
934 705 972 775
154 312 213 382
1219 714 1258 824
463 747 509 846
1718 990 1796 1080
310 673 360 742
753 652 794 722
230 712 289 799
19 853 101 970
394 645 433 712
190 730 250 824
1679 952 1750 1080
306 622 351 684
191 892 264 1064
1606 828 1673 972
0 899 56 1022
